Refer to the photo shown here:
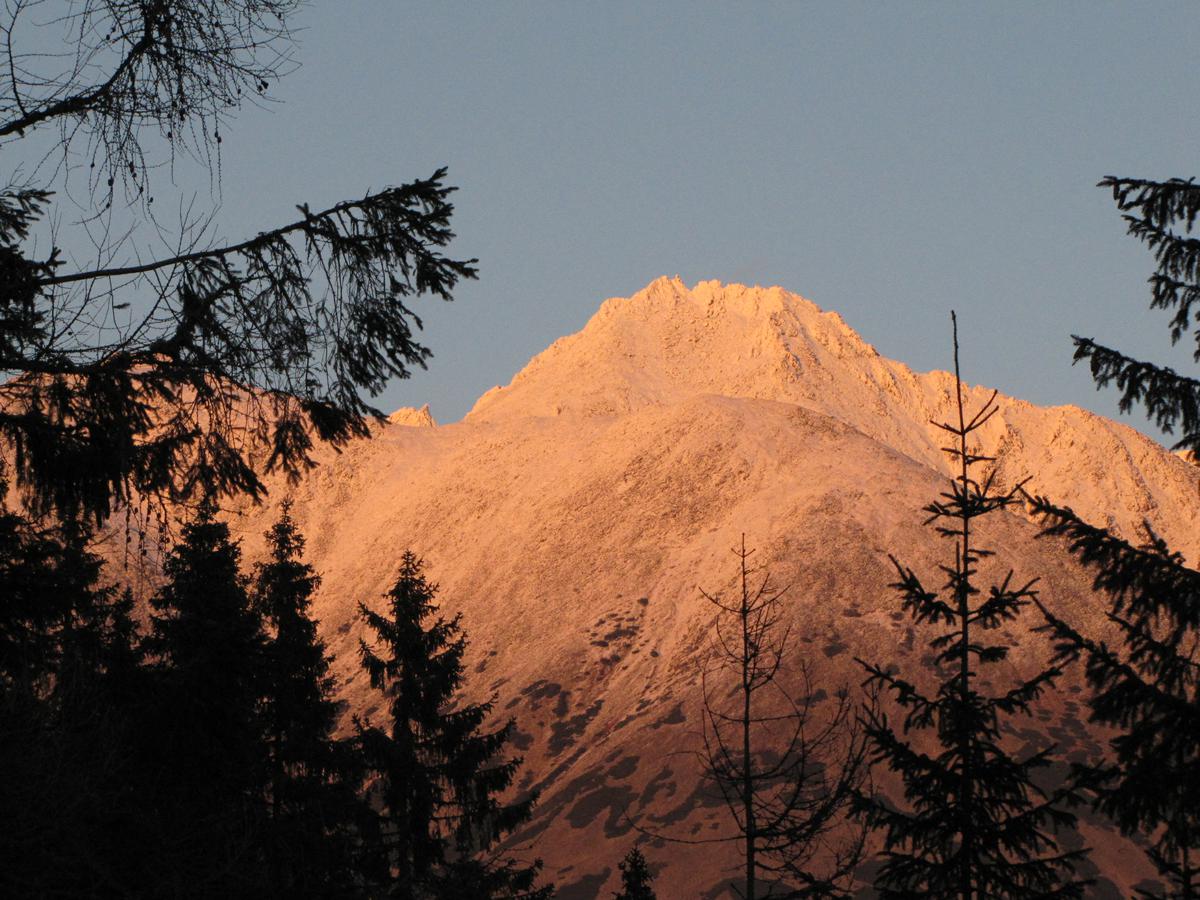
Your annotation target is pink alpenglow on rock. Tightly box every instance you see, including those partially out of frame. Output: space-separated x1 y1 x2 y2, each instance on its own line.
225 280 1193 898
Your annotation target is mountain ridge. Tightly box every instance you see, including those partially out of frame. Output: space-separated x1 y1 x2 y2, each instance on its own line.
462 277 1197 557
219 278 1190 897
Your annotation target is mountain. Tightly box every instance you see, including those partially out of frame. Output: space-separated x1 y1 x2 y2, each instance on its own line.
226 278 1195 898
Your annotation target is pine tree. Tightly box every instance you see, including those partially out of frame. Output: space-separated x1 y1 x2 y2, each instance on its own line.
142 500 269 893
44 525 150 896
0 498 77 692
355 550 552 899
95 586 144 705
1073 178 1200 453
1028 501 1200 898
856 314 1088 898
53 520 137 683
251 501 362 894
0 507 148 895
1023 175 1200 899
613 846 657 900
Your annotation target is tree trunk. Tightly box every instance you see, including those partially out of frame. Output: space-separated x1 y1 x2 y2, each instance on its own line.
741 547 756 900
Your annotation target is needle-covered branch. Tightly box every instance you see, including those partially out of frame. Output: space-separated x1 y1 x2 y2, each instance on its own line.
2 171 476 520
1028 495 1200 894
1071 338 1200 451
1041 173 1200 894
0 2 478 523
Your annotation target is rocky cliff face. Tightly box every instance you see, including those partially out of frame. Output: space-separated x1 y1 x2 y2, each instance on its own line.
225 278 1194 897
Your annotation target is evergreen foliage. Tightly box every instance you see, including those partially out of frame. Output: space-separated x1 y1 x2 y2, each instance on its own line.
0 499 79 691
698 537 868 899
1073 179 1200 453
141 501 271 893
356 550 552 898
43 532 148 895
252 502 363 894
0 0 476 524
856 315 1089 899
613 846 657 900
0 495 135 696
0 502 148 895
1028 497 1200 898
53 522 139 685
0 504 556 896
1027 173 1200 900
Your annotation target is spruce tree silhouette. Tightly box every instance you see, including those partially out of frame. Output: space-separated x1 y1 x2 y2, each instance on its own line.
697 537 868 899
252 502 363 894
42 527 149 895
0 505 146 894
0 496 84 691
141 500 270 893
856 314 1089 899
1025 175 1200 899
355 550 552 899
613 846 657 900
53 521 139 684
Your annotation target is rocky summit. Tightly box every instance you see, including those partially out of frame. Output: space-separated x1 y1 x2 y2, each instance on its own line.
223 278 1196 897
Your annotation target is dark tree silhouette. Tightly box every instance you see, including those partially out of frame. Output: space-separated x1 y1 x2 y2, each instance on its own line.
0 495 83 691
856 314 1089 899
613 846 657 900
1023 174 1200 900
0 503 147 895
141 500 270 893
55 540 142 695
355 550 552 899
698 537 868 899
1073 178 1200 453
251 502 362 894
35 529 148 895
1028 499 1200 899
0 0 476 523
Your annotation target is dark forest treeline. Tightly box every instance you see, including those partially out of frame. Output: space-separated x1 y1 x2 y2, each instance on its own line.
0 495 552 898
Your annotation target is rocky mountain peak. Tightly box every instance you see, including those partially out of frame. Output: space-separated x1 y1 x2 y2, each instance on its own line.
387 404 437 428
225 279 1200 898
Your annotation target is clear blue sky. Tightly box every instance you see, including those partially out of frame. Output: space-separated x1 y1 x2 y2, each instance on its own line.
199 3 1200 439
